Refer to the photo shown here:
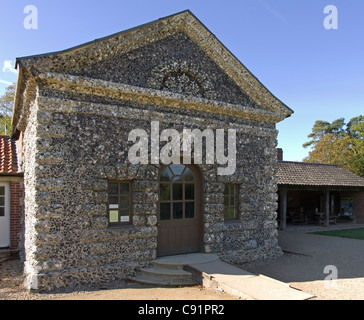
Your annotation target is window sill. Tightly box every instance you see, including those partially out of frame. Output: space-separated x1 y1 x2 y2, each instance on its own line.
107 225 136 231
224 220 241 225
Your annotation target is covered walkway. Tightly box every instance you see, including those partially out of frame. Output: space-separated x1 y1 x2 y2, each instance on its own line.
277 161 364 230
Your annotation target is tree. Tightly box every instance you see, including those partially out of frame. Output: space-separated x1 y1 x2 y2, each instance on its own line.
303 116 364 177
302 120 331 148
0 84 15 135
347 115 364 140
302 118 346 149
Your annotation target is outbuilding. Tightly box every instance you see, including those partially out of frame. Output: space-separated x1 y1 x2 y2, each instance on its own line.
277 157 364 229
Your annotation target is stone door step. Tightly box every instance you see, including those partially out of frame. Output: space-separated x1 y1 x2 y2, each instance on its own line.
130 258 198 287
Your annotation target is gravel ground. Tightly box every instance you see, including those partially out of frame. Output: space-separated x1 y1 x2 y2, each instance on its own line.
239 252 364 300
0 257 240 300
240 224 364 301
2 224 364 301
1 252 364 300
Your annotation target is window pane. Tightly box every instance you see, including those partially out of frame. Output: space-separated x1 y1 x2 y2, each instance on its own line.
120 209 130 223
170 164 185 176
160 167 173 181
185 202 194 218
108 183 118 195
109 196 119 206
224 185 230 196
229 208 236 219
183 168 194 182
173 203 183 219
185 184 194 200
223 207 230 219
109 210 119 223
224 207 237 220
120 196 129 209
0 197 4 206
230 208 235 219
172 175 182 183
224 195 229 206
0 207 4 217
230 194 235 206
160 203 171 220
173 184 183 201
119 183 129 195
160 184 170 201
233 185 237 196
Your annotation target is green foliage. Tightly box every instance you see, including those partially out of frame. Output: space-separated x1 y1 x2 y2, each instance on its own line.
347 115 364 139
302 120 331 148
303 116 364 177
0 84 15 135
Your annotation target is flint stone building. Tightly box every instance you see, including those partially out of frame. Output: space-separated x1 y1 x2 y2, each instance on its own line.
13 11 293 290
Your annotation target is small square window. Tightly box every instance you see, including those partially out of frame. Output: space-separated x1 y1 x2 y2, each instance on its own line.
108 182 132 226
224 184 239 221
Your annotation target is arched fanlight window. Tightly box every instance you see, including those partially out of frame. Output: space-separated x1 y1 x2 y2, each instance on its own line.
159 164 195 221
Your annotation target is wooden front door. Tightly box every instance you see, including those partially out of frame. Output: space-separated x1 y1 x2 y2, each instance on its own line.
157 164 201 256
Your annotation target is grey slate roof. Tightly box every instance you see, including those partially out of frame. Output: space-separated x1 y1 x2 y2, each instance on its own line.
277 161 364 188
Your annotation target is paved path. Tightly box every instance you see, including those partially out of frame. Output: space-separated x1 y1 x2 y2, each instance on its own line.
156 253 314 300
188 258 313 300
267 223 364 282
143 223 364 300
238 223 364 299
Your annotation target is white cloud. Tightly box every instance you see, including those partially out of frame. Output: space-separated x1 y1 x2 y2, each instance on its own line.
2 60 18 75
0 79 14 86
257 0 289 25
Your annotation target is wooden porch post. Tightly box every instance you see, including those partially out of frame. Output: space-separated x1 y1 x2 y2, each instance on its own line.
280 188 287 230
325 190 330 227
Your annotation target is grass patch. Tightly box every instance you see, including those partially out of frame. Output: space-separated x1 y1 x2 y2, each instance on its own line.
311 228 364 240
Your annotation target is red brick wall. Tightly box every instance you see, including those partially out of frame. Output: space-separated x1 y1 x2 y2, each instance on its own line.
10 181 23 250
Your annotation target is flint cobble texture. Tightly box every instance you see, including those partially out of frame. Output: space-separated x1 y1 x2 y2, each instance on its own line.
14 11 291 291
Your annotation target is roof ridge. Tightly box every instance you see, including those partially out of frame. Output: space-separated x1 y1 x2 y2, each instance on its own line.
16 10 193 64
278 160 339 167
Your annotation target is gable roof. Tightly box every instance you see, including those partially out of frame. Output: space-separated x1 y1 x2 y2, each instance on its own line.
13 10 293 130
277 161 364 189
0 135 20 176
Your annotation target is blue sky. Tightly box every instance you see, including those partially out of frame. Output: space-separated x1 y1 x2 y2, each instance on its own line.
1 0 363 161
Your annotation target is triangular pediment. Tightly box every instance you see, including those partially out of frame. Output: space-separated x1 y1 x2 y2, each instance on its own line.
16 10 293 121
68 32 258 107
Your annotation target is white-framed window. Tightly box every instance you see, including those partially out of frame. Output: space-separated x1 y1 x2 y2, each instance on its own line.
0 183 10 248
